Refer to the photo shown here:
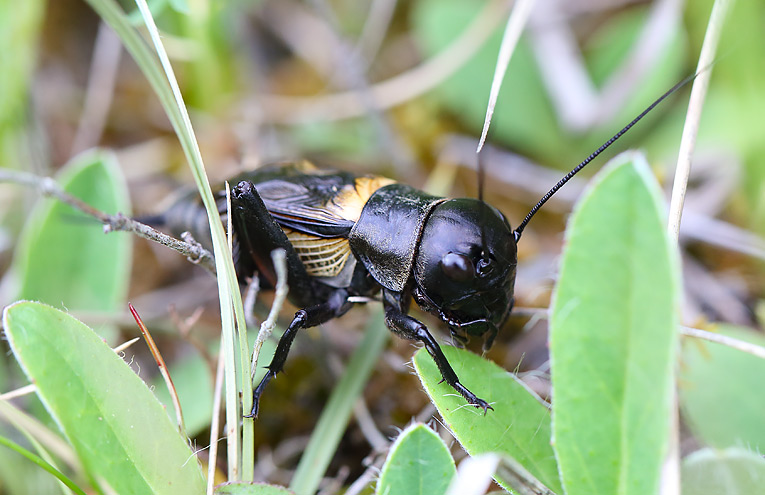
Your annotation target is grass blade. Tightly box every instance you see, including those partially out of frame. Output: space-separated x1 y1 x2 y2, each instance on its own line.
289 309 388 495
84 0 251 478
0 434 87 495
476 0 536 152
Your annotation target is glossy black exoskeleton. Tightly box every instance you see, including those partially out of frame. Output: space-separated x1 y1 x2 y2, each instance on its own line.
158 73 695 417
162 160 515 414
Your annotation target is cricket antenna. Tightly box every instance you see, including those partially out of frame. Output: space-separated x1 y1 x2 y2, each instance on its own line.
511 71 699 243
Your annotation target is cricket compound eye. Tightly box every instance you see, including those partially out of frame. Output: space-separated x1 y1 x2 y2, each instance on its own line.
476 256 494 277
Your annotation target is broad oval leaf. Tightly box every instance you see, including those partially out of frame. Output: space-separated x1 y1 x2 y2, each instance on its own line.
682 447 765 495
680 325 765 451
2 301 206 495
10 150 132 340
549 152 679 495
414 346 562 494
377 423 456 495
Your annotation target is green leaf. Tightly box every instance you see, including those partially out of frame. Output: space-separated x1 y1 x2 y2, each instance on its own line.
0 431 64 495
549 153 679 495
680 325 765 451
216 482 295 495
2 301 206 495
413 346 562 494
11 150 132 340
682 448 765 495
376 423 456 495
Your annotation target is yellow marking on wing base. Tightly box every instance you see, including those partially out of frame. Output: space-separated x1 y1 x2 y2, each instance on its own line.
280 175 393 278
327 176 395 222
285 229 352 278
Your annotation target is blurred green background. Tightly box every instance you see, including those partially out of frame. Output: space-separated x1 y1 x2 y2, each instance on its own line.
0 0 764 492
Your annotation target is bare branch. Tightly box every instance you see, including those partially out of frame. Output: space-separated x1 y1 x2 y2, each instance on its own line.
681 326 765 361
0 169 216 274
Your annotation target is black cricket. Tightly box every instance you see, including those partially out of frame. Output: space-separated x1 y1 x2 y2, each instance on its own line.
157 74 694 418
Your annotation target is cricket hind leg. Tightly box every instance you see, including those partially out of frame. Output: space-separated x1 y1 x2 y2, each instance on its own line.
230 180 315 305
231 179 356 417
246 288 352 418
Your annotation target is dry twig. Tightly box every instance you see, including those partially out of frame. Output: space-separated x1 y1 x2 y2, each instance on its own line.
0 169 216 274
